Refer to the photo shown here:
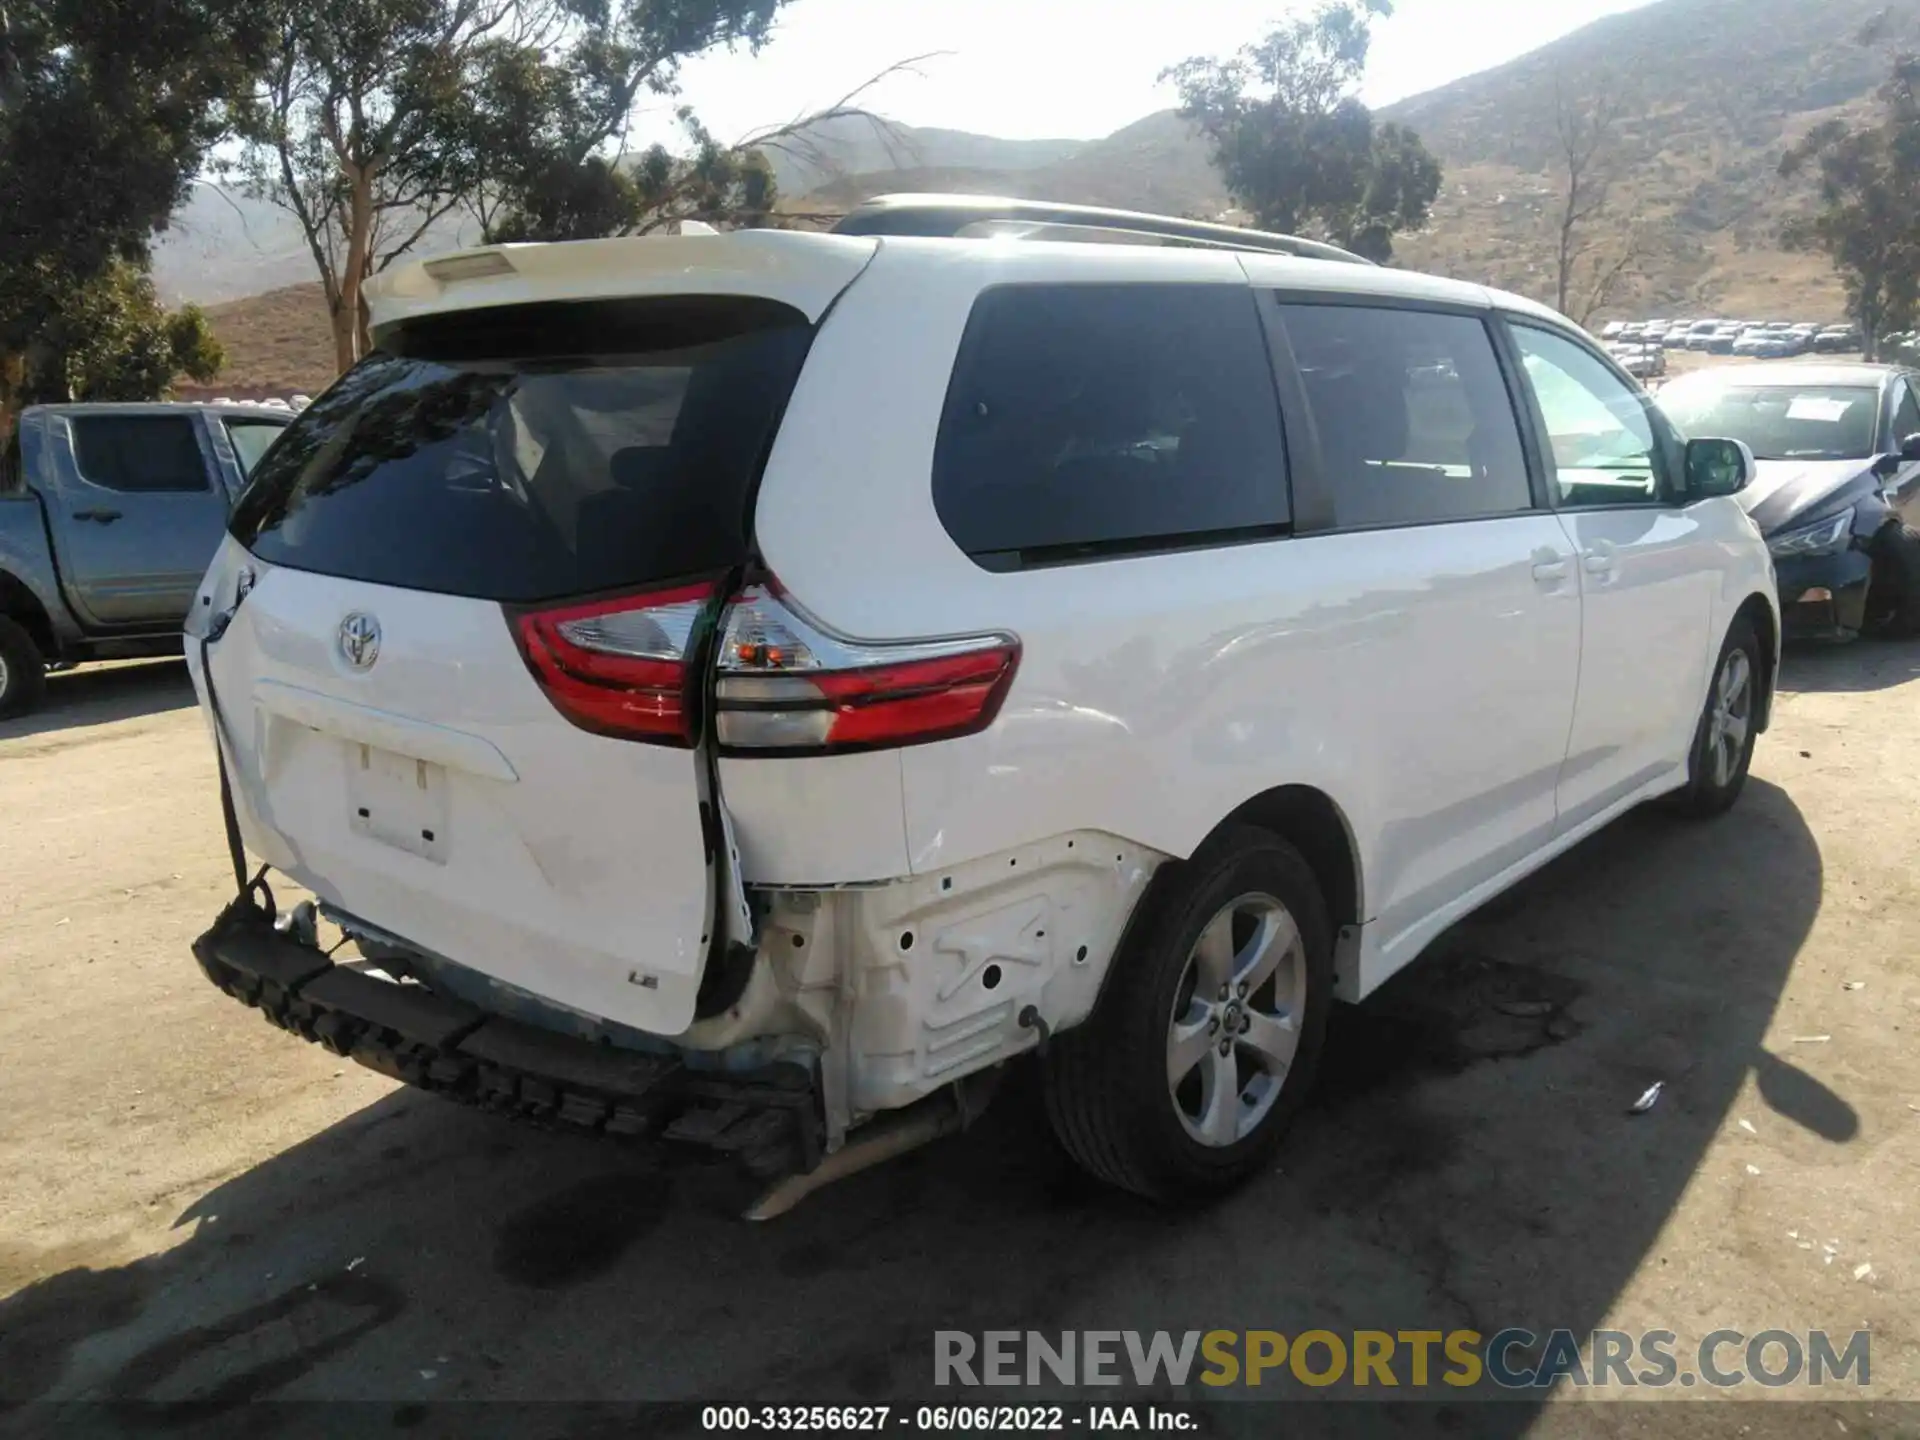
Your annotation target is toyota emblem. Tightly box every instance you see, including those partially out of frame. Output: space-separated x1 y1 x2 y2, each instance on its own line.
338 612 381 671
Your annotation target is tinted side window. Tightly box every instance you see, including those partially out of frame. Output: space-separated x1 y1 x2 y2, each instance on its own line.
70 416 209 494
932 284 1289 566
1892 380 1920 446
1511 324 1669 507
1279 304 1532 529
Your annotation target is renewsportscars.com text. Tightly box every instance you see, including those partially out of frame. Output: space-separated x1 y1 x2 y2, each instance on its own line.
934 1328 1871 1391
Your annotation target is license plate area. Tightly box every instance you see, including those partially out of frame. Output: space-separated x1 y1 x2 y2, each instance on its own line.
347 742 449 863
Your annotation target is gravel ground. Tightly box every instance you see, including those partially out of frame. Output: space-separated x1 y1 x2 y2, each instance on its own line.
2 645 1917 1436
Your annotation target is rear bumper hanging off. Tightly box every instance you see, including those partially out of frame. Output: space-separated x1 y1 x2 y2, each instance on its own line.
191 900 823 1179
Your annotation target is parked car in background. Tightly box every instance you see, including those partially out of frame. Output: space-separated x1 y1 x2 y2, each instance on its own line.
1608 343 1667 379
1814 325 1863 354
181 198 1780 1205
0 402 291 717
1659 362 1920 639
1600 321 1626 340
1735 331 1810 360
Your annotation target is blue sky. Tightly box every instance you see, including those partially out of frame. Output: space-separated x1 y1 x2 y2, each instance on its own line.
646 0 1665 145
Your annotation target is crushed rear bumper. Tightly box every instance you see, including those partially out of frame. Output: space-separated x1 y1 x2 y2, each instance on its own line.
191 900 823 1178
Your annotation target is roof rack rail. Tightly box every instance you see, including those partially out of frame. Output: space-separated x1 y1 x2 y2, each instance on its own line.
830 194 1373 266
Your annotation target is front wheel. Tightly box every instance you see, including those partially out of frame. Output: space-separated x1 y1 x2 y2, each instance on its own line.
1861 523 1920 639
1041 826 1332 1201
1670 616 1762 818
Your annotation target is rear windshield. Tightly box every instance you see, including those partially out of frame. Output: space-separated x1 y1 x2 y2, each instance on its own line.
229 297 811 603
1658 381 1878 461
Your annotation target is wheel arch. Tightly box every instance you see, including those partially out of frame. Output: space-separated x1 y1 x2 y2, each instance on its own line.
1078 784 1365 1030
1732 591 1777 732
0 568 57 661
1213 784 1364 936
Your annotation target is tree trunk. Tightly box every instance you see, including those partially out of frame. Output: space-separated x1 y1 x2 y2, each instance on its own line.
333 160 378 374
1556 224 1574 317
355 254 374 359
0 351 22 449
327 298 359 375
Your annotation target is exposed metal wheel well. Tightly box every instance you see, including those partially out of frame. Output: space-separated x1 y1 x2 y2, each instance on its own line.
1218 785 1363 932
0 571 56 661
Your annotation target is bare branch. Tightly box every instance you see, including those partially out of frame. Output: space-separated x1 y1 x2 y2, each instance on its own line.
1575 227 1646 326
374 196 466 272
1552 66 1634 317
731 52 944 190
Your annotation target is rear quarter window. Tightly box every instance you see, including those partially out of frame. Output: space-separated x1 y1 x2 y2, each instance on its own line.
932 283 1291 568
224 419 289 478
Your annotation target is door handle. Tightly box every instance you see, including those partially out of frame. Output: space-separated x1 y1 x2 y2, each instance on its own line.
73 507 123 524
1582 550 1615 575
1530 555 1570 583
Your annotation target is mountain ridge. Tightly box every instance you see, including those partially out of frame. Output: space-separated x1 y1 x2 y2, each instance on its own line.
199 0 1915 390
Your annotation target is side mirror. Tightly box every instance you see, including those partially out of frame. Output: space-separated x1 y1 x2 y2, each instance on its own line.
1868 433 1919 477
1684 436 1756 499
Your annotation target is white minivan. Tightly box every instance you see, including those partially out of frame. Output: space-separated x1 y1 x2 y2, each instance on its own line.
186 198 1778 1205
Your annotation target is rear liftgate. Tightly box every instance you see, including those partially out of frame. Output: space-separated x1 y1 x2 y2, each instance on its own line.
188 559 835 1199
191 573 1020 1213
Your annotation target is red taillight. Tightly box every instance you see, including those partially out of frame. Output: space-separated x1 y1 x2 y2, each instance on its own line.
511 581 716 745
714 587 1019 753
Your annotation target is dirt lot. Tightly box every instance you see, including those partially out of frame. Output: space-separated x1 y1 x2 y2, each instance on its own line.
3 646 1919 1433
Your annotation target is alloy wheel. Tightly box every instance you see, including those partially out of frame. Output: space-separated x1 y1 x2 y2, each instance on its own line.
1707 648 1752 788
1166 892 1308 1148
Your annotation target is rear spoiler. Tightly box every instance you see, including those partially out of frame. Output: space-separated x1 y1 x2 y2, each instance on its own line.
366 231 881 344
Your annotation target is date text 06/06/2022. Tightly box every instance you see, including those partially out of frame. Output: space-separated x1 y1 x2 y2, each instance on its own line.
700 1404 1197 1431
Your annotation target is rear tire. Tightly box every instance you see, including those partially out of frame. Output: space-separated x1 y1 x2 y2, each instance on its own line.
1041 826 1332 1202
1861 523 1920 640
0 615 48 720
1670 616 1761 818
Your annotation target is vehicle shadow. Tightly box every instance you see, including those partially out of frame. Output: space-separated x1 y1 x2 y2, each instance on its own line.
1 781 1831 1438
0 659 194 742
1776 637 1920 695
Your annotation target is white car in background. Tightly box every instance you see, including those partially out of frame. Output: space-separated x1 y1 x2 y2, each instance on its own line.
185 196 1780 1206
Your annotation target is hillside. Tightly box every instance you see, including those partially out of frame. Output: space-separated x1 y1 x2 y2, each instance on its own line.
203 0 1920 389
199 284 338 397
762 114 1083 194
1379 0 1920 316
155 119 1081 308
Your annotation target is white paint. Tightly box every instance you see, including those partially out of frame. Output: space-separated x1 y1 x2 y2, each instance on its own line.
193 229 1782 1130
191 535 716 1035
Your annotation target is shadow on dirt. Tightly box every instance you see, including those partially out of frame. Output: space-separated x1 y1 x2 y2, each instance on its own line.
1 778 1837 1438
1776 637 1920 695
0 659 193 742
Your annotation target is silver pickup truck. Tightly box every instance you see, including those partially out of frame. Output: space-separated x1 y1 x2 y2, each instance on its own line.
0 402 291 717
